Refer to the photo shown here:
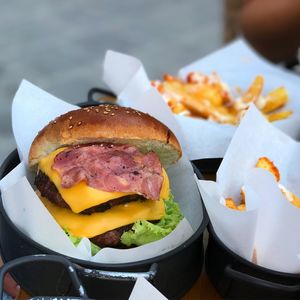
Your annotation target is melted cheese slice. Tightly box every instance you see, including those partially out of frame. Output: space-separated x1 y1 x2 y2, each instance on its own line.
39 147 169 213
41 195 165 238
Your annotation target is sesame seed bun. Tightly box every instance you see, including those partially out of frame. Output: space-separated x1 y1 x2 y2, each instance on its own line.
29 105 182 168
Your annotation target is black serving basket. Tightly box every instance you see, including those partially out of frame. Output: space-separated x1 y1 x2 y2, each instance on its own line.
0 255 92 299
195 158 300 299
206 223 300 299
0 89 208 299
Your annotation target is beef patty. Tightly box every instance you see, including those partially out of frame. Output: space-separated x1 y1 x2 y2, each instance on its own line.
90 224 133 248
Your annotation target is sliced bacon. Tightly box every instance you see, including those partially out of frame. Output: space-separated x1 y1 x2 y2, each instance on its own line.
52 144 163 200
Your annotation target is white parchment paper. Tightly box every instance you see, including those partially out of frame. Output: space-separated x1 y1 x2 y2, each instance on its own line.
103 51 186 152
103 39 300 160
12 80 77 165
0 80 202 264
198 104 300 273
129 277 167 300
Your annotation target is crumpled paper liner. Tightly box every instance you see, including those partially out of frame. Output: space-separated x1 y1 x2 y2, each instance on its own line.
197 104 300 273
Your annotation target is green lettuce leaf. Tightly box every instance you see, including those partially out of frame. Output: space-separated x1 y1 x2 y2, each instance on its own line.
121 193 183 247
65 229 101 256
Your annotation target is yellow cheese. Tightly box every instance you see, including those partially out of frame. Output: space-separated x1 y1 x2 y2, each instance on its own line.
160 168 169 199
40 195 165 238
39 147 170 213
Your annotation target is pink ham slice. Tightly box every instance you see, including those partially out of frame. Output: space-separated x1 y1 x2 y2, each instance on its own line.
52 144 163 200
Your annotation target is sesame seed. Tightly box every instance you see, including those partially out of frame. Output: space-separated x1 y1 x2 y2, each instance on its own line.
103 111 109 114
95 108 99 113
111 113 115 116
126 111 130 114
53 120 57 124
105 108 111 112
86 109 90 112
69 116 73 120
69 125 73 129
77 121 82 126
114 106 119 110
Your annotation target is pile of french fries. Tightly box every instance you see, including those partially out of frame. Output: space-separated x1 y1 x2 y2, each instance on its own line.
152 72 292 125
225 157 300 211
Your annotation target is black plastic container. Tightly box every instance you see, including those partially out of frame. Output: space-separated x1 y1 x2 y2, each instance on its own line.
0 255 91 299
0 150 208 299
206 223 300 299
193 158 300 299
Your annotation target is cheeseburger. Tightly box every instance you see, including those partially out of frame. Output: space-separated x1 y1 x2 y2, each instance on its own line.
29 105 183 252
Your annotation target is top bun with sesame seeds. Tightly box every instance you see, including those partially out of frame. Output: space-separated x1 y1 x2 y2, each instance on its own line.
29 104 182 168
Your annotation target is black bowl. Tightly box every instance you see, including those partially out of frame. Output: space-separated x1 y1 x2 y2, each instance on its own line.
193 157 300 299
206 223 300 299
0 150 208 299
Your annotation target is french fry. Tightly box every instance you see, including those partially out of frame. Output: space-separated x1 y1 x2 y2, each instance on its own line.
181 95 238 124
225 197 246 211
266 110 292 122
163 73 181 82
207 107 239 124
256 157 280 181
281 187 300 208
242 75 264 103
186 71 203 83
225 189 246 211
225 198 238 210
257 87 288 113
237 204 246 211
180 95 216 119
185 84 224 107
291 193 300 208
167 99 189 114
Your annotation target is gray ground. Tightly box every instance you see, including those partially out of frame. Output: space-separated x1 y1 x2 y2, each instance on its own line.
0 0 223 164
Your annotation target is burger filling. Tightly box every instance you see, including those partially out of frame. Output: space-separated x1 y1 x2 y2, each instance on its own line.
36 143 182 251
